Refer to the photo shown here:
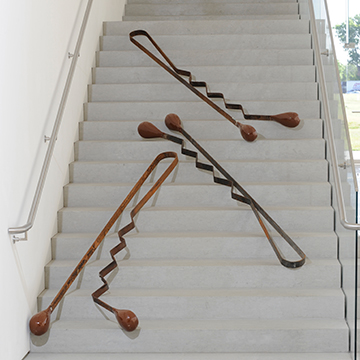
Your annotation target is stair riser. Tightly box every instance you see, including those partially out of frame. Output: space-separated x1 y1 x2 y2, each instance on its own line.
58 207 334 233
124 3 299 16
127 0 299 4
39 292 344 320
123 15 301 21
64 183 331 207
89 82 318 102
97 49 314 67
101 34 311 52
51 233 338 260
85 101 320 121
30 325 348 353
104 19 310 36
24 352 356 360
80 119 323 141
74 139 325 162
93 65 316 84
45 261 340 290
69 160 329 183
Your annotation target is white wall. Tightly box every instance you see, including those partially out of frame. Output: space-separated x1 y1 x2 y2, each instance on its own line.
0 1 125 358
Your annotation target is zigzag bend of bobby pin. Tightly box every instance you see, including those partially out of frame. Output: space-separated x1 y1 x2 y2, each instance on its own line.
91 151 178 331
162 131 305 269
129 29 301 126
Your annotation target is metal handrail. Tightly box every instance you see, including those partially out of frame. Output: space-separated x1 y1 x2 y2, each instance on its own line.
322 0 358 192
308 0 360 231
8 0 93 242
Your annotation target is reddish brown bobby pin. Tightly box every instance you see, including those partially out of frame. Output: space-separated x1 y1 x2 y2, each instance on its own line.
29 151 178 336
130 30 300 142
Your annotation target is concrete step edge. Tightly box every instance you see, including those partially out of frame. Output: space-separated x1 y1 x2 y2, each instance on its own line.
24 353 354 360
40 287 343 298
36 317 348 330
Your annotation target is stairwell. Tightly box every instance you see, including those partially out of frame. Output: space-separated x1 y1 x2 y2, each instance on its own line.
28 0 354 358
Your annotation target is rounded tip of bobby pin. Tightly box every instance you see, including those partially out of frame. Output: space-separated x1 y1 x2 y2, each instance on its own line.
138 121 164 139
271 112 300 128
29 307 52 336
113 308 139 332
165 113 182 132
238 123 258 142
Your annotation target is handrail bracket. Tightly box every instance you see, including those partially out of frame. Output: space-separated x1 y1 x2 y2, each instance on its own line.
12 232 28 243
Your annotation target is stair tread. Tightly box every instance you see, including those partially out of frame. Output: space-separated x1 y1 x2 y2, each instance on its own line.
70 158 326 164
47 258 338 267
24 353 354 360
41 287 343 298
100 34 311 51
123 16 301 21
90 81 315 85
76 138 323 142
104 18 310 33
64 181 330 187
92 65 316 84
89 83 317 101
87 99 317 103
124 3 300 17
96 48 314 67
101 34 311 39
127 0 300 3
59 204 333 210
42 317 348 330
52 230 337 238
75 138 325 161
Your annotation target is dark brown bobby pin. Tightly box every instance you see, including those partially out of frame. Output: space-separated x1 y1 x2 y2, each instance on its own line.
138 116 306 269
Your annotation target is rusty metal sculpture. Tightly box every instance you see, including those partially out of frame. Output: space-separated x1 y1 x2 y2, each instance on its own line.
138 114 306 269
130 29 300 142
29 151 178 336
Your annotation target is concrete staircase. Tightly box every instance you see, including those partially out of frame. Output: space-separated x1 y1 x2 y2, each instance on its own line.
28 0 353 359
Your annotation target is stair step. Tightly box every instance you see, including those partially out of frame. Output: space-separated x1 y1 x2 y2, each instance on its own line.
30 318 347 353
80 118 323 141
85 100 320 121
51 231 338 260
104 18 311 36
45 258 340 290
29 0 350 354
127 0 299 4
89 82 317 102
74 138 325 162
69 159 329 183
64 182 331 207
101 34 311 51
97 49 314 67
25 353 354 360
39 288 344 320
123 15 301 21
57 205 334 233
92 65 316 84
124 3 299 17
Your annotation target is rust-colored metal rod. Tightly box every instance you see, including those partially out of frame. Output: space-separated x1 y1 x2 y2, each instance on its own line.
138 117 306 269
29 151 178 336
91 151 179 331
130 30 300 140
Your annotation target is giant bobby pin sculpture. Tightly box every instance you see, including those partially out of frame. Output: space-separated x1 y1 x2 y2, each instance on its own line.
138 114 306 269
130 30 301 142
29 152 178 336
